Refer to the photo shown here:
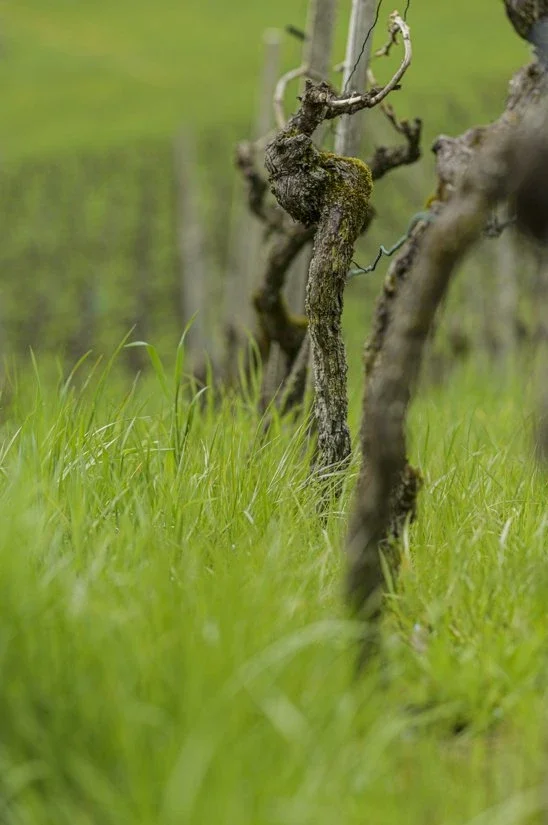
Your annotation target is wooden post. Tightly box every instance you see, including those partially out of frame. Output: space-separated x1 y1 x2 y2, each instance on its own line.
256 30 283 140
243 30 283 326
127 160 153 372
335 0 377 157
495 228 519 363
174 129 208 366
534 250 548 462
304 0 339 81
224 29 282 354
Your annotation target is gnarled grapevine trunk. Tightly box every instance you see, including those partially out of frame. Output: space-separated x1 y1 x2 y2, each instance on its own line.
346 59 548 659
265 82 373 478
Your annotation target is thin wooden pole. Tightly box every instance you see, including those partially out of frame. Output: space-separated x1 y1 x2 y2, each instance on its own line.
243 29 283 328
174 129 208 364
256 30 283 139
335 0 378 157
127 160 153 372
224 29 283 356
304 0 339 81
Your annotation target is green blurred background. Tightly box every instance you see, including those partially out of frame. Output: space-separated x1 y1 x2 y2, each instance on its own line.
0 0 529 366
1 0 526 158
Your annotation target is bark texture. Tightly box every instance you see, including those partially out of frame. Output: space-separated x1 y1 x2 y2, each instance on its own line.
346 59 548 644
237 72 423 415
265 82 373 476
235 140 313 395
306 194 367 473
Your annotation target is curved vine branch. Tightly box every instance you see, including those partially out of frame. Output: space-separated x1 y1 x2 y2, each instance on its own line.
265 80 375 478
263 11 414 483
346 58 548 663
332 13 412 112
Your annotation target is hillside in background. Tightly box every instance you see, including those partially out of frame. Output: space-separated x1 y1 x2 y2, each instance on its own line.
0 0 533 367
1 0 526 159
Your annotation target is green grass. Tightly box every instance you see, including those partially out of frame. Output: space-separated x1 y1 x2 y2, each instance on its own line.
0 346 546 824
1 0 528 160
1 4 547 820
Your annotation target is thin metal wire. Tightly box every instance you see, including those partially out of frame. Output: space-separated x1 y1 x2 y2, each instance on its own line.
347 206 514 279
343 0 413 94
344 0 385 92
347 210 434 278
339 0 424 280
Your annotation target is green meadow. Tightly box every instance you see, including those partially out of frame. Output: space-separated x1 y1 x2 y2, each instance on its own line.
0 348 547 824
0 1 547 823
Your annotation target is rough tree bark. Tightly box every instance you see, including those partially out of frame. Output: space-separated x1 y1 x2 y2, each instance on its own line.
355 117 479 539
265 84 374 474
237 101 421 422
346 59 548 651
264 13 414 480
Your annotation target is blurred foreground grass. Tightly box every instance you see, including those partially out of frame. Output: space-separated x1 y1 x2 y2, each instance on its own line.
0 345 546 824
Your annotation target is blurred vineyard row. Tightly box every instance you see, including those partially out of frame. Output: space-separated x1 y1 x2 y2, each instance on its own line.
1 104 546 376
0 140 207 367
0 0 535 380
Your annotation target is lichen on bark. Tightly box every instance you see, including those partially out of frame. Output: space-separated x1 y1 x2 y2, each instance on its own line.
235 140 314 383
346 57 548 657
265 81 373 478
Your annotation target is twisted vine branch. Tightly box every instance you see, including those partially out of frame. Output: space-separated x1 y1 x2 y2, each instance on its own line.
263 12 414 481
346 58 548 662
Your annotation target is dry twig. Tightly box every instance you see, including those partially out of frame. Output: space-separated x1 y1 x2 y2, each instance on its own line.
331 14 411 112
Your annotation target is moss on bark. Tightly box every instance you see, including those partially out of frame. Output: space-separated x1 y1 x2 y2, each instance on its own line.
265 82 373 478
